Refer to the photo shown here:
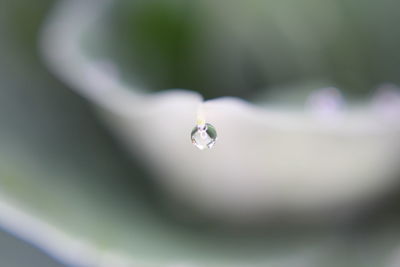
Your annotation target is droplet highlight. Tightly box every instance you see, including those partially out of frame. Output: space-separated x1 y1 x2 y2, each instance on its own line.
191 123 217 150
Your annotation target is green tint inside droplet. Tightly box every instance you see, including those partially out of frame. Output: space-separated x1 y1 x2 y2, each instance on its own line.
191 123 217 150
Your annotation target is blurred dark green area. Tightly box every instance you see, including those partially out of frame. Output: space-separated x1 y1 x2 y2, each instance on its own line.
0 229 65 267
104 0 400 100
0 0 160 266
1 0 400 266
0 0 70 266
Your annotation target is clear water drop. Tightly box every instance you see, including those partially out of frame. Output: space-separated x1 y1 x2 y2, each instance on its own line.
191 123 217 150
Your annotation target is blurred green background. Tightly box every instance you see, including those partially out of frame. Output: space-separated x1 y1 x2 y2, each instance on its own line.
101 0 400 100
0 228 64 267
0 0 146 266
1 0 400 266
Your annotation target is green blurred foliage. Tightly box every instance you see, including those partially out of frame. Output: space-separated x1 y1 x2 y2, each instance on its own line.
1 0 400 266
0 229 65 267
99 0 400 100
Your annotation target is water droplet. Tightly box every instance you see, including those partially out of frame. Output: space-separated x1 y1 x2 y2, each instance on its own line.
191 123 217 150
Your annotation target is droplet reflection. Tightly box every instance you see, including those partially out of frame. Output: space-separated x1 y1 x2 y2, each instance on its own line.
191 123 217 150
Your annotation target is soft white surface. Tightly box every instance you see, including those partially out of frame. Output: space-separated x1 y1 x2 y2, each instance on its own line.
41 0 400 222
